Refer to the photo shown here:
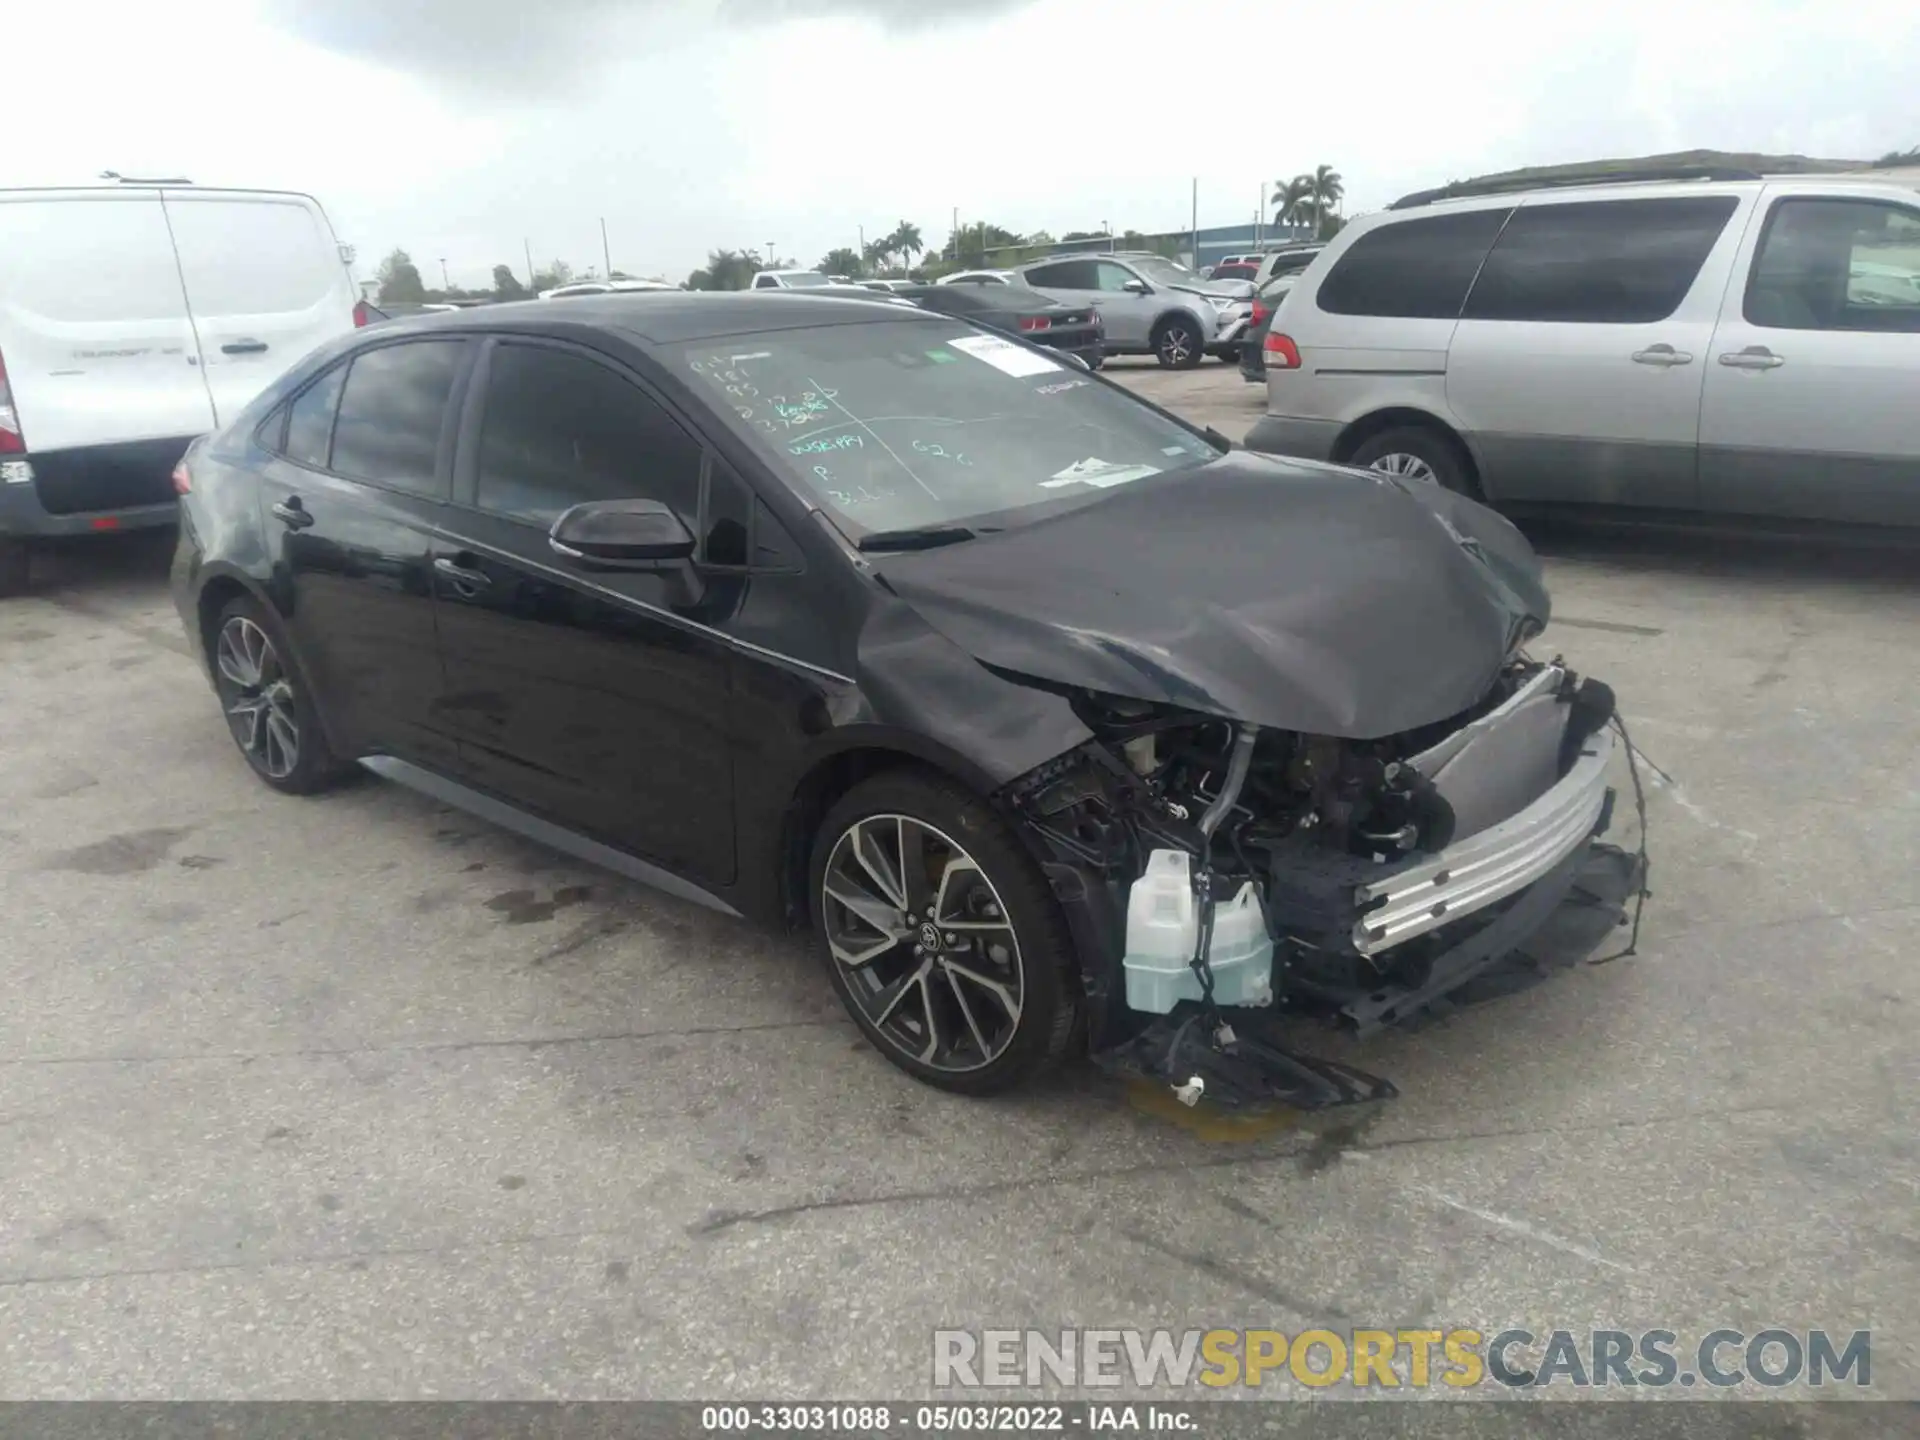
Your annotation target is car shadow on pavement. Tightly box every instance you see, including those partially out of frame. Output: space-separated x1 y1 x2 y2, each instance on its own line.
16 527 178 600
1519 514 1920 590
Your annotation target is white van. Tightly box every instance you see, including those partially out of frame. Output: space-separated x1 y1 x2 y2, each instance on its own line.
0 184 360 593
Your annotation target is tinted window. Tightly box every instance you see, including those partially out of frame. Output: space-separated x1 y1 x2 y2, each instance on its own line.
1317 208 1512 318
1026 261 1096 289
283 364 346 469
475 343 702 529
1463 197 1737 324
329 341 464 495
703 460 752 567
1746 198 1920 333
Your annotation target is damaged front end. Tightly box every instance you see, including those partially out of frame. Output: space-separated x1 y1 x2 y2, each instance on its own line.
1000 657 1646 1111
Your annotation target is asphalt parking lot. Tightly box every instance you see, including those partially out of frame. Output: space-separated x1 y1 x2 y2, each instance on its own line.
2 359 1916 1409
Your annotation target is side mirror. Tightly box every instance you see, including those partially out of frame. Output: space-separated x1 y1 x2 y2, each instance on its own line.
549 499 695 569
1121 278 1151 295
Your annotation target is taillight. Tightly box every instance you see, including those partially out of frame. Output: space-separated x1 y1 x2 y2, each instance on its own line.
1263 332 1302 370
352 300 375 328
171 457 192 495
0 347 23 455
1018 315 1052 331
1250 301 1271 325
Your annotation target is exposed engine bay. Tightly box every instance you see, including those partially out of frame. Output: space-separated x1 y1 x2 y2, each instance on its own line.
1002 657 1646 1110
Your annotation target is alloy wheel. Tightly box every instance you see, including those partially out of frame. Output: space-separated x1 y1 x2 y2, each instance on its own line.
215 616 301 780
820 813 1025 1074
1159 326 1194 366
1368 451 1439 484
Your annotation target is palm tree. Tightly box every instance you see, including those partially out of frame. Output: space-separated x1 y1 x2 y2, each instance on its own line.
862 237 893 274
1307 163 1345 225
889 220 924 272
1272 176 1314 234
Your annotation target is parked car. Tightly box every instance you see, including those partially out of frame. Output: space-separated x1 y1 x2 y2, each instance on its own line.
1247 169 1920 524
898 283 1104 366
170 293 1633 1100
541 279 676 298
856 279 918 293
1016 253 1251 367
937 271 1016 286
1204 261 1260 284
1249 243 1325 288
0 183 359 594
1238 272 1301 383
750 269 835 290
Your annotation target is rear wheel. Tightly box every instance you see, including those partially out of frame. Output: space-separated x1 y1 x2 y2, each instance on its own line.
811 770 1081 1095
210 594 350 795
0 538 28 598
1153 316 1204 369
1347 425 1476 496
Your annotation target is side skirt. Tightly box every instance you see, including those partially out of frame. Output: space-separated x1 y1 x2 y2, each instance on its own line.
359 755 743 919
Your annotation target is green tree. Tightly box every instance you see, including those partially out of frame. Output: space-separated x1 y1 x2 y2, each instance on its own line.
862 237 894 273
1062 230 1104 242
820 246 864 278
1307 163 1345 224
889 219 924 269
529 260 575 293
690 249 758 291
1272 175 1314 231
492 264 528 300
376 248 427 305
1022 229 1056 247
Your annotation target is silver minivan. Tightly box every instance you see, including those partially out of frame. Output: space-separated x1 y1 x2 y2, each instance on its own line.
1246 172 1920 524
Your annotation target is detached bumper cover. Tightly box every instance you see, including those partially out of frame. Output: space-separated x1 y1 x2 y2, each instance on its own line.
1354 725 1615 955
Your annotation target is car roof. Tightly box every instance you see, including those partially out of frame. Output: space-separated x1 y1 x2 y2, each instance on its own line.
380 290 942 344
1385 171 1920 213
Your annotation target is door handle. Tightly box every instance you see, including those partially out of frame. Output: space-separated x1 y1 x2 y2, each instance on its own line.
1631 344 1693 367
433 556 492 592
1718 346 1784 370
221 340 269 355
270 499 313 530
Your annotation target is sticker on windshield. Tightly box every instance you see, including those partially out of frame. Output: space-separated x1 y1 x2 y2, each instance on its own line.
947 334 1063 378
1040 458 1163 490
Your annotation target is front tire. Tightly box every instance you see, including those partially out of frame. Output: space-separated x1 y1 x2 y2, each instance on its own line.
810 769 1081 1095
1153 316 1203 369
210 594 350 795
1348 425 1476 496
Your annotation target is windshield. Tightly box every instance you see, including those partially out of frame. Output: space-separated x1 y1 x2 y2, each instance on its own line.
674 319 1220 537
777 271 832 288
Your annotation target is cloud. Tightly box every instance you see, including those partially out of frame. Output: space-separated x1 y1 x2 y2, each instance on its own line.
261 0 1031 94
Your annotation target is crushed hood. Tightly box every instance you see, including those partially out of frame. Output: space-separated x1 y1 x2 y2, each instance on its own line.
872 452 1549 739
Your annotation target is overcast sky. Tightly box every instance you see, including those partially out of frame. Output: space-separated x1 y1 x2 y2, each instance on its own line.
8 0 1916 287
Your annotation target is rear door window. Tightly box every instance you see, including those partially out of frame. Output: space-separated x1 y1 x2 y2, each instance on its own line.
1316 208 1512 318
328 340 465 497
1462 197 1739 324
282 364 347 470
1026 261 1096 289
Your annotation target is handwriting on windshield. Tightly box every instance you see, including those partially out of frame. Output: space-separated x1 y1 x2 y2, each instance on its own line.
790 434 865 455
910 439 971 466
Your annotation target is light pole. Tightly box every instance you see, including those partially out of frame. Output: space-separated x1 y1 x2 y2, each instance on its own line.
438 258 449 290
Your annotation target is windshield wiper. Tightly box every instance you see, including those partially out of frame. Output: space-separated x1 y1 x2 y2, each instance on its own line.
856 524 991 553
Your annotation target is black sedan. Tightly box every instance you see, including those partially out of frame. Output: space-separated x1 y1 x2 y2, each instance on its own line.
896 282 1104 368
170 293 1635 1102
